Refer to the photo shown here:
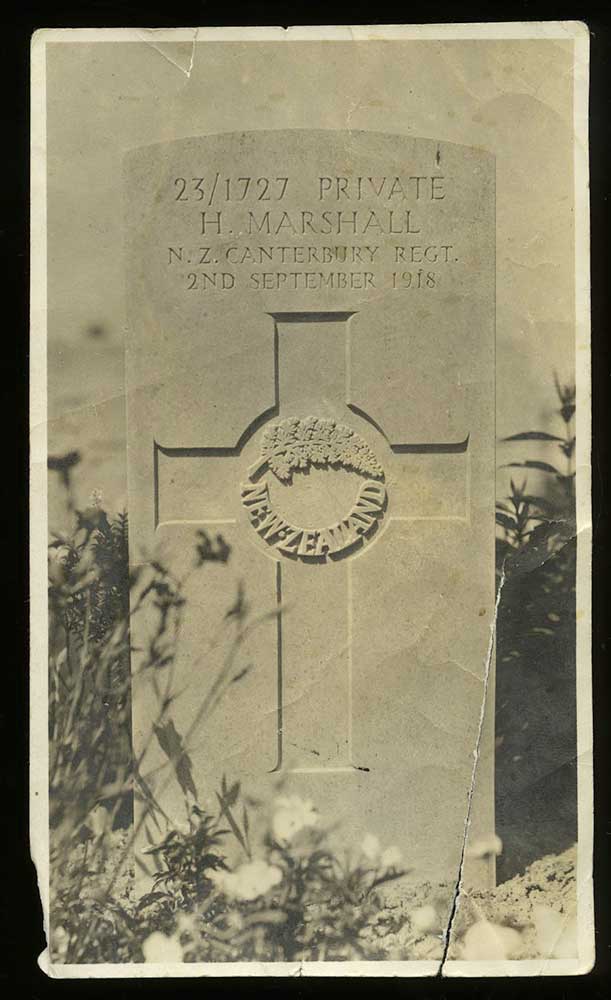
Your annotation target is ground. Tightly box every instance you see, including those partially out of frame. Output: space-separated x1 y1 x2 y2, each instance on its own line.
367 846 577 962
55 831 576 963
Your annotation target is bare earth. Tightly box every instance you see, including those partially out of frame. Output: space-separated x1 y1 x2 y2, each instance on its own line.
369 846 577 961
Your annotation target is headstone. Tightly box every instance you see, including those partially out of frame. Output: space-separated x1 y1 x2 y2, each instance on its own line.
125 130 496 892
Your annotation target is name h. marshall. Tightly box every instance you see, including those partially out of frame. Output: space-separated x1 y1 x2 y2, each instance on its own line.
200 209 423 236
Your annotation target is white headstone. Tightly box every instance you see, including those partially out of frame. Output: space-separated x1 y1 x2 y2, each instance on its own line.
126 130 496 891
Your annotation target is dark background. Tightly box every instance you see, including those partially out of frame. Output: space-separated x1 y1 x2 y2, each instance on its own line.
2 0 609 995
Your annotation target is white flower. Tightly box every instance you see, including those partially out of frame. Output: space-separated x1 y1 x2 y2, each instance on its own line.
52 925 70 960
176 912 198 934
85 803 110 840
361 835 401 869
461 920 522 961
381 845 402 869
142 931 183 964
361 833 381 861
218 859 283 901
48 544 72 585
411 904 439 934
272 796 319 843
532 905 577 959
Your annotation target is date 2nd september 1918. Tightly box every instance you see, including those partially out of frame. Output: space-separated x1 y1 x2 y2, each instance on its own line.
181 269 439 290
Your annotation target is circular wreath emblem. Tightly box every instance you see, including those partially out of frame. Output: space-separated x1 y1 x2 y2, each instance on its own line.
242 416 386 561
247 416 384 483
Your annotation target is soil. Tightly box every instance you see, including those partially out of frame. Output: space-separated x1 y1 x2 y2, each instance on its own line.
374 845 577 961
449 845 577 958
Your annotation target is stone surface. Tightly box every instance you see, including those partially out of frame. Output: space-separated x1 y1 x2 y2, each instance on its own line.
125 130 495 889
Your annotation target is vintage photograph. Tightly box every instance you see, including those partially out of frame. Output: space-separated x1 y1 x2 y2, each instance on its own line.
30 24 592 976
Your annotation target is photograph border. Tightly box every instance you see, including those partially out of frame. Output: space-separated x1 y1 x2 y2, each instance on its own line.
29 20 593 980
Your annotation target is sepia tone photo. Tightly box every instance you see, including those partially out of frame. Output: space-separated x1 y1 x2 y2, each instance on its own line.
30 24 592 977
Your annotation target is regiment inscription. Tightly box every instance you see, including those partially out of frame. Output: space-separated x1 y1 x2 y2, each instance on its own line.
164 168 461 294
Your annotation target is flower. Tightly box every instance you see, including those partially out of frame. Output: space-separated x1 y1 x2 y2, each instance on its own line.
217 859 283 901
142 931 183 964
532 905 577 959
411 904 440 934
272 796 319 843
48 544 72 585
381 845 403 869
176 912 198 935
361 834 402 870
460 920 522 961
52 925 70 961
361 833 381 861
84 803 110 840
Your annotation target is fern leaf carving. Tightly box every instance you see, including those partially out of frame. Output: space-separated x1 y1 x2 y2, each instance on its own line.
258 416 384 483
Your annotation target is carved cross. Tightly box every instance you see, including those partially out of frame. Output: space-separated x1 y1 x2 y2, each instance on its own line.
155 312 469 773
